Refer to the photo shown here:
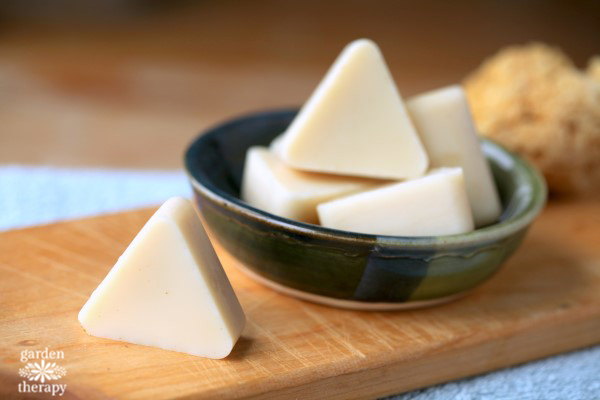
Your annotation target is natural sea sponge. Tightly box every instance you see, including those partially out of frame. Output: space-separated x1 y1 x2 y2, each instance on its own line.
587 56 600 84
463 43 600 196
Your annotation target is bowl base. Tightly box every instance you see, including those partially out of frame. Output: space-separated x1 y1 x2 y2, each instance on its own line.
235 263 469 311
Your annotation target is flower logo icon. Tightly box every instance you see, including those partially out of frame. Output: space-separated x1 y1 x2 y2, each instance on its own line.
19 359 66 383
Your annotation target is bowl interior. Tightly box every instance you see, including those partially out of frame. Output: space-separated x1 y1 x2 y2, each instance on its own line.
185 109 545 242
187 109 297 201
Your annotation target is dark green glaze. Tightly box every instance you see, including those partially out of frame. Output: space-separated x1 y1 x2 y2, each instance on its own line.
185 109 547 304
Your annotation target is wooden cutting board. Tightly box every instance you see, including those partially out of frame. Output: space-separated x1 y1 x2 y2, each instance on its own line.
1 199 599 399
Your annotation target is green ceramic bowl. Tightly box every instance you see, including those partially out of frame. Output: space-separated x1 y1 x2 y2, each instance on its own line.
184 109 546 310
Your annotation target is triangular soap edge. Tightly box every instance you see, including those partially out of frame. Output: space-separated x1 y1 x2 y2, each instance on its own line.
78 197 245 359
277 38 429 179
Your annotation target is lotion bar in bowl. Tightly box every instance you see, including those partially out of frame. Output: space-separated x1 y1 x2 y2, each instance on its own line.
407 85 501 227
242 146 382 224
317 168 474 237
276 39 428 180
269 134 284 154
78 197 245 359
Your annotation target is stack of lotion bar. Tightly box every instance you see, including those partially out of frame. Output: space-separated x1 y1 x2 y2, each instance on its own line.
242 39 501 237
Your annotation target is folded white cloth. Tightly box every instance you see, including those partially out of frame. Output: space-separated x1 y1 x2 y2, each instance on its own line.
390 345 600 399
1 165 598 399
0 165 190 231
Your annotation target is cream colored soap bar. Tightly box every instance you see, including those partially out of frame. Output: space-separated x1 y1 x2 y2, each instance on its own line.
242 146 381 224
317 168 474 236
407 85 501 227
276 39 428 180
78 197 245 359
269 134 284 155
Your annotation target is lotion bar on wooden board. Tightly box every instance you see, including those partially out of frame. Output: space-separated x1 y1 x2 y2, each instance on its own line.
242 146 383 224
276 39 428 180
78 197 245 359
407 85 502 227
317 168 474 236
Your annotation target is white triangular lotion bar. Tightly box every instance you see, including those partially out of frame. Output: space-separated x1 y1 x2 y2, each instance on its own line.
276 38 428 180
407 85 501 227
242 146 382 224
317 168 474 237
78 197 245 359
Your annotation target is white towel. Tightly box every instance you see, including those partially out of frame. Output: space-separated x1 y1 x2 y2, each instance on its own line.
0 165 190 231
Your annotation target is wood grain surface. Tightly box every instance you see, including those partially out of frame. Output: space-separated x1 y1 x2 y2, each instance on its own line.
0 199 599 399
1 1 599 169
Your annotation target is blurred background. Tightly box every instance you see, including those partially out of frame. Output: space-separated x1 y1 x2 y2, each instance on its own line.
1 0 599 169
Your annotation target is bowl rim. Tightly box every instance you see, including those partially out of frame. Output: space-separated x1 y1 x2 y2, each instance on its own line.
185 108 547 249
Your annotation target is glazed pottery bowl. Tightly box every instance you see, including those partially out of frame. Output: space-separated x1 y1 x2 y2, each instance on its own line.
184 109 546 310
